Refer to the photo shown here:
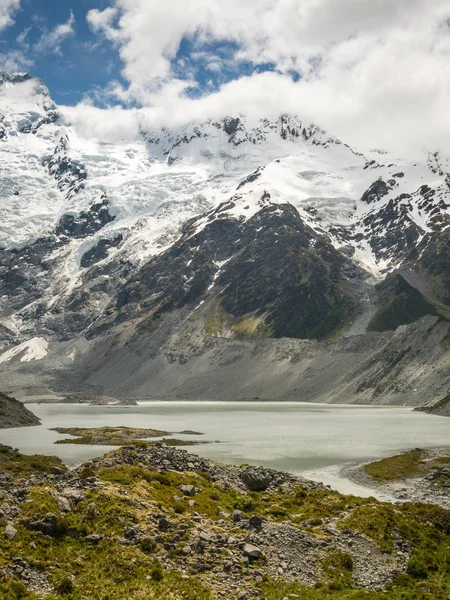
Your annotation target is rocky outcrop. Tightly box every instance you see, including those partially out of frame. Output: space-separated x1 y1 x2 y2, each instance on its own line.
368 274 437 332
44 135 87 199
92 200 358 340
0 392 40 429
416 393 450 416
55 197 115 239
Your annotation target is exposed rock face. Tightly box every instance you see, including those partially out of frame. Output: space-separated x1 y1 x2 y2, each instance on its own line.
45 135 87 199
93 200 358 340
361 178 394 204
80 235 123 268
416 393 450 416
368 274 437 332
55 197 115 239
408 230 450 306
0 392 40 429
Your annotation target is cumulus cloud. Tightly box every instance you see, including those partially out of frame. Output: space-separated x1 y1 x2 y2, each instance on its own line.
0 0 20 32
34 11 75 55
76 0 450 155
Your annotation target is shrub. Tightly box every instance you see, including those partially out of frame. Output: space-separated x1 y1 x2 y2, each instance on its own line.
150 565 164 581
4 580 30 599
406 558 428 580
55 576 75 595
79 465 96 480
233 497 254 511
140 537 156 553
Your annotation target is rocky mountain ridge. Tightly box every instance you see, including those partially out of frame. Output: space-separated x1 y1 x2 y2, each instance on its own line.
0 392 40 429
0 72 448 405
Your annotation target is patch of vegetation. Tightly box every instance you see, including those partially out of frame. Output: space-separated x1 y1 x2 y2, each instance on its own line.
95 465 369 527
322 550 354 590
364 451 426 481
364 450 450 482
0 482 212 599
52 426 170 446
338 504 401 552
0 445 66 478
2 446 450 600
204 300 228 336
231 316 273 339
0 578 35 600
259 575 450 599
54 576 75 595
157 438 201 447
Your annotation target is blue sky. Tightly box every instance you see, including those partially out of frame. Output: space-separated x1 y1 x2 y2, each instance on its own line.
0 0 448 155
0 0 125 104
0 0 283 106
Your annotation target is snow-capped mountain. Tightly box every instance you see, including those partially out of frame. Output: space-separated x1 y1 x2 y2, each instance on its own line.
0 73 448 405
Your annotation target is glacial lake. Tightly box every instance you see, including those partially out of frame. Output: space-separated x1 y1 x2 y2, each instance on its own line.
2 402 450 498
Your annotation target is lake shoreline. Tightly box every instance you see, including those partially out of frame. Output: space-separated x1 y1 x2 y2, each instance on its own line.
3 402 450 498
340 448 450 509
21 395 418 408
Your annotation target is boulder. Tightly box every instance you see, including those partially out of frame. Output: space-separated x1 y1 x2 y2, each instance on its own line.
5 524 17 539
158 516 170 531
26 514 63 538
180 484 196 497
243 543 263 560
56 495 71 513
241 467 273 491
199 530 212 543
62 488 86 503
248 515 264 530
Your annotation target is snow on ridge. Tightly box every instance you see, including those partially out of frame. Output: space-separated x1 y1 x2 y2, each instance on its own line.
0 337 49 364
0 71 449 299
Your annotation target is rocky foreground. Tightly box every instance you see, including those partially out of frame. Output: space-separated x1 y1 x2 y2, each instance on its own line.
1 443 450 599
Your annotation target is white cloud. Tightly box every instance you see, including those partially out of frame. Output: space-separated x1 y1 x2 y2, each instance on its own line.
78 0 450 155
0 0 20 32
34 11 75 55
0 48 32 71
87 6 119 39
16 26 30 44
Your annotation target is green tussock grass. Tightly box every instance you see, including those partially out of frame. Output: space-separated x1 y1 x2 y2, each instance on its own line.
260 576 450 599
364 451 426 481
231 316 273 339
0 481 212 600
0 446 66 478
364 450 450 482
203 300 228 336
2 449 450 600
